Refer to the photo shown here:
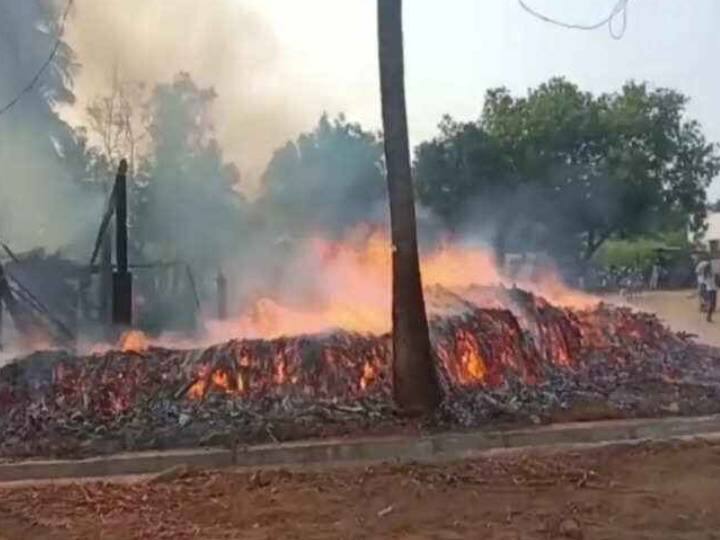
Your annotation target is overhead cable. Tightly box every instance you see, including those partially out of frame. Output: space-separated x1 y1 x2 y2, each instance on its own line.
0 0 74 118
518 0 630 39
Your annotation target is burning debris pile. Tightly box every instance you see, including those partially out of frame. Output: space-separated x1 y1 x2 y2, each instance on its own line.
1 285 720 459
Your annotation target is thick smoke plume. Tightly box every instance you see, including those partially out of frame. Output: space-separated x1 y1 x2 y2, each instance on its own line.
0 1 102 253
63 0 320 186
0 1 598 357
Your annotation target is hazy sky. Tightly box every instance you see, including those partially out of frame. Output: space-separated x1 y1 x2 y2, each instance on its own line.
66 0 720 194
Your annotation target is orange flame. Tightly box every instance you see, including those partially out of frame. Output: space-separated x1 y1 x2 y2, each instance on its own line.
455 331 488 383
274 361 287 384
187 366 238 400
359 360 377 390
118 330 149 353
187 379 206 400
217 227 596 341
212 370 232 392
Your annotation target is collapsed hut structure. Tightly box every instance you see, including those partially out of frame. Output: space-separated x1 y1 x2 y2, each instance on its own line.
0 161 203 352
0 247 78 350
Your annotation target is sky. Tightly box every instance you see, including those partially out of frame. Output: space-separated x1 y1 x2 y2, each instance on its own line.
64 0 720 195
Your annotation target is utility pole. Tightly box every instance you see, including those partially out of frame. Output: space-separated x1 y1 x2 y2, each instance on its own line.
112 159 132 326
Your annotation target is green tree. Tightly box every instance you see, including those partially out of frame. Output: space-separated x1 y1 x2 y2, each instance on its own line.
137 73 246 281
414 116 517 265
258 113 386 239
415 78 720 267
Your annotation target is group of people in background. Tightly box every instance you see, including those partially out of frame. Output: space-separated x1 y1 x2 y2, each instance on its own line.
584 265 647 293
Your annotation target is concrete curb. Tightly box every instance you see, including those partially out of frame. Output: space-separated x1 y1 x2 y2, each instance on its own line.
1 414 719 483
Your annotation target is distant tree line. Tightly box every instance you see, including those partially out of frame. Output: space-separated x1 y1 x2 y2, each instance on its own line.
76 76 720 285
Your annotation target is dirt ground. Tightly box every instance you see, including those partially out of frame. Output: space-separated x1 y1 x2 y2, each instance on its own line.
1 438 719 539
616 289 720 347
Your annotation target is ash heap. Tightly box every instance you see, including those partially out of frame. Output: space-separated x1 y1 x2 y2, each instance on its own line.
1 283 719 459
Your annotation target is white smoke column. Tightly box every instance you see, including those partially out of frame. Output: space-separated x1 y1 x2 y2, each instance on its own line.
62 0 285 186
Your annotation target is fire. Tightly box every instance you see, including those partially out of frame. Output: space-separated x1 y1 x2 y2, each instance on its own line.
274 360 287 384
454 330 488 383
187 367 208 399
117 283 660 405
212 370 231 392
220 226 597 341
422 241 502 288
242 298 388 338
186 365 242 400
118 330 149 352
359 360 377 390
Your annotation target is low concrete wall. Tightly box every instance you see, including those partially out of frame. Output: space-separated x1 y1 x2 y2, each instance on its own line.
1 414 719 484
0 448 233 483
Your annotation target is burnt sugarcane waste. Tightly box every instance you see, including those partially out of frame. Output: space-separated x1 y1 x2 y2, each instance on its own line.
1 285 720 459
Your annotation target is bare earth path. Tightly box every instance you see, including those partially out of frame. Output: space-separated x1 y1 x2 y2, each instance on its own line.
0 438 719 539
617 289 720 347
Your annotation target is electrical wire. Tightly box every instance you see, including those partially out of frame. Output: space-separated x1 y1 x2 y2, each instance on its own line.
0 0 74 118
518 0 630 39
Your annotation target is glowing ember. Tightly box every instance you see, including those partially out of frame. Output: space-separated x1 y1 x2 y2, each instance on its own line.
211 370 232 392
118 330 149 353
1 291 717 463
455 331 487 383
187 380 206 400
187 365 210 399
274 361 287 384
359 360 378 390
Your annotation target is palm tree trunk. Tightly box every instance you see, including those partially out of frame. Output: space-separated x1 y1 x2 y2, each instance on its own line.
377 0 441 414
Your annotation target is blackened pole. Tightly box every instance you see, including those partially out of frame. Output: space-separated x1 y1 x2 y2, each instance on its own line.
216 269 227 320
116 159 128 273
112 159 132 326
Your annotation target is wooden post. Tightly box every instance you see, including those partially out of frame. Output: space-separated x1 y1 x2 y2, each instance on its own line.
116 160 129 274
99 225 113 324
216 269 227 320
112 159 132 326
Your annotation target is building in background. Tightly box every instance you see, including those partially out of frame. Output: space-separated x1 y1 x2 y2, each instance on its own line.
698 212 720 253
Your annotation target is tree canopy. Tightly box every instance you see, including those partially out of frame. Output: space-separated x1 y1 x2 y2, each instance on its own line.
415 78 720 266
134 73 246 274
257 113 386 240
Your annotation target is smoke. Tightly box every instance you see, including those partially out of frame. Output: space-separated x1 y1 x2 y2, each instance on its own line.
0 1 103 254
62 0 321 188
1 2 593 354
0 136 103 253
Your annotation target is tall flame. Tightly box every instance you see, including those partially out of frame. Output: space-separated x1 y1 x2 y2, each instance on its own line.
212 226 597 341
